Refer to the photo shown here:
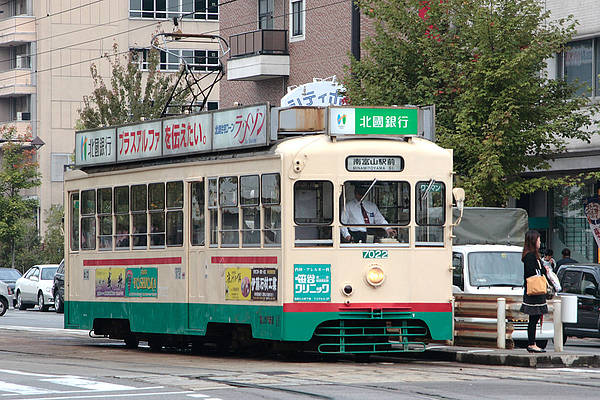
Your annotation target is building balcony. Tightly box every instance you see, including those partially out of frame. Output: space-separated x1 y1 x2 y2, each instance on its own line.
0 15 35 46
0 68 35 97
227 29 290 81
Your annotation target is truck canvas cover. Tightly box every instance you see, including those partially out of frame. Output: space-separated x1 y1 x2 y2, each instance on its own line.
452 207 528 246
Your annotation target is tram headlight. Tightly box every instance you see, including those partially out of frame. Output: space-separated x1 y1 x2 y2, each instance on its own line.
366 266 385 287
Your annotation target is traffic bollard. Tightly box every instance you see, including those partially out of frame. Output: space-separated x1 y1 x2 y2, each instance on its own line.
553 298 563 352
497 297 506 349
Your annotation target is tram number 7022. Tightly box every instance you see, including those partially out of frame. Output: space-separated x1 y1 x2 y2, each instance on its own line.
362 250 389 259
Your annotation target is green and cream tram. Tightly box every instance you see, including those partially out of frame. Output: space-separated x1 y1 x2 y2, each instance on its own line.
64 104 463 354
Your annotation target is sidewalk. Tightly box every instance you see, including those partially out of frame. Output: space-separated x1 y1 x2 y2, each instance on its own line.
411 344 600 368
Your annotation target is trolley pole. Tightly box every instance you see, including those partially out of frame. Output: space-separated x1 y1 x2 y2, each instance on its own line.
497 297 506 349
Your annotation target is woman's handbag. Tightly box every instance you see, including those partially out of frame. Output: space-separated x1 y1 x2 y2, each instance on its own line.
526 275 548 296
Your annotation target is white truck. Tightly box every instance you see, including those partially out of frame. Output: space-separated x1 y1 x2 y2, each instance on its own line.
452 207 554 347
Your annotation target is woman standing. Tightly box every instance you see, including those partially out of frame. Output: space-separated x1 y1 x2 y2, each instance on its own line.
520 230 548 353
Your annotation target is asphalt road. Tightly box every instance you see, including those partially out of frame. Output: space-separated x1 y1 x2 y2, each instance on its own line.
3 308 600 399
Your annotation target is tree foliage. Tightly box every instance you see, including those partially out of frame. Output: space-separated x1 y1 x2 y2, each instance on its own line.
78 42 188 129
0 128 41 268
41 204 64 264
344 0 597 206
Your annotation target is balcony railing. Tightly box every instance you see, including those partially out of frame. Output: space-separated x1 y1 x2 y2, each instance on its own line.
0 68 34 97
0 15 35 46
229 29 288 58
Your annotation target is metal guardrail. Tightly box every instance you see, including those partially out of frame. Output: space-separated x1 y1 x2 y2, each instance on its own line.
229 29 288 58
454 294 562 351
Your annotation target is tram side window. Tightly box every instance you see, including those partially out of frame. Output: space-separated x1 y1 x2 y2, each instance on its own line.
191 181 205 246
131 184 148 248
294 181 333 247
70 193 79 251
208 178 218 247
166 181 183 246
220 176 239 247
241 175 260 247
80 189 96 250
115 186 130 249
149 182 166 247
262 173 281 247
340 181 410 246
416 180 445 246
97 188 113 250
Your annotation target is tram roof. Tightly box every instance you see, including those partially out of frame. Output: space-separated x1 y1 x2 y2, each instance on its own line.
73 104 437 170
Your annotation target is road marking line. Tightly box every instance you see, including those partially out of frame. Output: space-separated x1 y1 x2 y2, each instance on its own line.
0 381 52 395
465 349 494 353
187 395 209 398
41 377 135 391
0 326 88 335
17 391 195 400
0 369 59 378
1 387 166 397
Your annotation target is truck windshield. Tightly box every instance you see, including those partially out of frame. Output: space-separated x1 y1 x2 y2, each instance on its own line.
468 252 523 287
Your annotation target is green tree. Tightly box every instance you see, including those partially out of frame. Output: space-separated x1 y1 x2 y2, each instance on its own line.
78 43 189 129
41 204 64 263
344 0 597 206
0 128 41 268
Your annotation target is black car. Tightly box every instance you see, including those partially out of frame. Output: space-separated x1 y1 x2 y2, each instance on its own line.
52 259 64 313
0 267 22 307
557 263 600 342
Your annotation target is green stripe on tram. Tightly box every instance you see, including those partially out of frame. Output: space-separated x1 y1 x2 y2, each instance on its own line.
65 301 452 342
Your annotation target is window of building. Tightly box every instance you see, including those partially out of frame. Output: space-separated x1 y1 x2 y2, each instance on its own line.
262 173 281 247
259 0 274 29
416 180 445 246
294 181 333 247
557 39 600 97
97 188 113 250
129 0 218 20
290 0 304 40
191 181 205 246
115 186 130 249
12 44 30 69
51 153 71 182
81 189 96 250
132 48 220 72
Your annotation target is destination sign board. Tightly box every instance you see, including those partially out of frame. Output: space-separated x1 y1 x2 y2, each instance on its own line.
329 107 419 136
75 128 116 166
346 156 404 172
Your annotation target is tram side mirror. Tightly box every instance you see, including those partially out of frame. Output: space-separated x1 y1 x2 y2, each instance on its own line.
452 188 465 226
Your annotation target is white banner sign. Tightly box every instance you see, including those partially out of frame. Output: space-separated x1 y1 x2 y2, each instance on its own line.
75 128 116 166
213 105 268 151
584 197 600 248
162 113 212 156
117 121 162 162
281 80 345 107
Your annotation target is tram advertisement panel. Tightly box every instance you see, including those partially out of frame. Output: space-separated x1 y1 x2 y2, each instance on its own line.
225 267 252 300
95 268 125 297
213 105 268 150
162 113 212 156
251 268 278 301
117 121 162 162
293 264 331 302
95 267 157 297
76 128 116 166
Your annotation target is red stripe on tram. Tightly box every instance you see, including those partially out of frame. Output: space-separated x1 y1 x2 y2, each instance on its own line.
83 257 182 266
211 256 278 264
283 302 452 313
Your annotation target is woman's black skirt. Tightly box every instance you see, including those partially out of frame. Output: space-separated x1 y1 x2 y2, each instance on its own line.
520 293 548 315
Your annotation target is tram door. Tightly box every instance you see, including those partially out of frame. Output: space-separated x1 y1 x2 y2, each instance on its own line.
188 180 208 330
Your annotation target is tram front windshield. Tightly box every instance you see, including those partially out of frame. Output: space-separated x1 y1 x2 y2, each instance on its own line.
340 181 410 245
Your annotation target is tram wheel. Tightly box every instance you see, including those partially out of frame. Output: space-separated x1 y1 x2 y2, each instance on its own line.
124 335 139 349
148 338 163 352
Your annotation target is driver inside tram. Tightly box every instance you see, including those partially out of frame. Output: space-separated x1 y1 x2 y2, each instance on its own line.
341 183 397 243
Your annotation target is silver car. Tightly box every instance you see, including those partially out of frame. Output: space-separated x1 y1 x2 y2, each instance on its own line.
0 281 11 316
15 264 59 311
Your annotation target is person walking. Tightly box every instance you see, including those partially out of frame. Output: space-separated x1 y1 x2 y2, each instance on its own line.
520 230 548 353
555 248 578 271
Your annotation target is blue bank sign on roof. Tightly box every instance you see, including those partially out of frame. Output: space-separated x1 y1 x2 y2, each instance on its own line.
75 104 269 167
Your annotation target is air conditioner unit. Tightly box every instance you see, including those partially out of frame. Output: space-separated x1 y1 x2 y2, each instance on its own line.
16 112 30 121
15 55 28 69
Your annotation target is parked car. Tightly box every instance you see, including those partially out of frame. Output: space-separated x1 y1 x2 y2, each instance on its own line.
15 264 59 311
52 260 64 313
0 280 11 316
0 267 22 307
557 263 599 343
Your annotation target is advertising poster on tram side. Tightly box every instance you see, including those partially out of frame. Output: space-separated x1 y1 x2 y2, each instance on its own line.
125 267 158 297
95 268 126 297
251 268 278 301
225 267 252 300
293 264 331 302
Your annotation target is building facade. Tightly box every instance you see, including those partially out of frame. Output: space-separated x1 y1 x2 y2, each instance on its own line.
220 0 370 107
516 1 600 263
0 0 220 234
